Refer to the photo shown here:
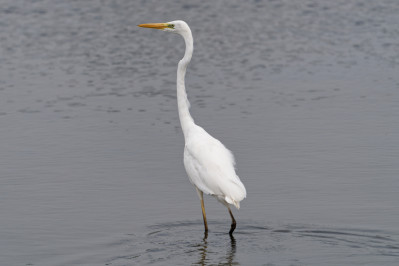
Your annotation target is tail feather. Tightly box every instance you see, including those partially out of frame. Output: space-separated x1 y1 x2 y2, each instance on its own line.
225 196 241 209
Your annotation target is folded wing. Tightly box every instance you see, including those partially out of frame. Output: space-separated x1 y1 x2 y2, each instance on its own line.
183 126 246 209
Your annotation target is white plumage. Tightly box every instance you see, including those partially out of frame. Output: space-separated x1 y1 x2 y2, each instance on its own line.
139 20 246 234
184 125 246 209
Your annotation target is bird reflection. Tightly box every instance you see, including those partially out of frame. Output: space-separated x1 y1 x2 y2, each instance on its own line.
226 234 237 265
194 231 238 265
195 231 208 266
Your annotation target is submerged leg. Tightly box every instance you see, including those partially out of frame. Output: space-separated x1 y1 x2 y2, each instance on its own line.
228 207 236 235
196 188 208 232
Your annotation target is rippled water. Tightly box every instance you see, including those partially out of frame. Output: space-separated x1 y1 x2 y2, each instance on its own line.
1 0 399 265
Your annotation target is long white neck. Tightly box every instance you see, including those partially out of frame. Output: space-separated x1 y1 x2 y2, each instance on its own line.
177 28 195 138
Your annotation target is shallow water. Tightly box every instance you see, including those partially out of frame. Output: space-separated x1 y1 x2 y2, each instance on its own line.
1 0 399 265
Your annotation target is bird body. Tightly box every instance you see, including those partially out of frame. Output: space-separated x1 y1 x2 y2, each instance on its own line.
138 20 246 234
184 125 246 209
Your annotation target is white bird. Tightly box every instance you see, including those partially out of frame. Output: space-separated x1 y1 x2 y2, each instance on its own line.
138 20 246 235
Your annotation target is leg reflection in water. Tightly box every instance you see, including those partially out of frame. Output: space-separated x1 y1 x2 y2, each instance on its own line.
195 231 238 265
227 234 237 265
196 232 208 266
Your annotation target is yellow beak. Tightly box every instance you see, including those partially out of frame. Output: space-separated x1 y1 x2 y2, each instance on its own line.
138 23 169 30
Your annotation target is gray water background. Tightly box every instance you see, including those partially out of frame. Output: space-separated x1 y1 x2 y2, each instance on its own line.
1 0 399 265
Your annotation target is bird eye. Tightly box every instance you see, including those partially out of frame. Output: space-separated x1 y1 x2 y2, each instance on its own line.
167 24 175 29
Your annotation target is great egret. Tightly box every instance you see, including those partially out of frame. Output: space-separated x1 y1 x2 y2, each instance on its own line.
138 20 246 235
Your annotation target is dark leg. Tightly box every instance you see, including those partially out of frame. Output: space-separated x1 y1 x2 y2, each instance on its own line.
228 207 236 235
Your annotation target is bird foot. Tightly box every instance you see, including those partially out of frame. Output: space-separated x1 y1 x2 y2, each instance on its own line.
229 221 236 235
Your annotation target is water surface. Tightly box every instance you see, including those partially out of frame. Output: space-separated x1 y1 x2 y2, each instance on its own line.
1 0 399 265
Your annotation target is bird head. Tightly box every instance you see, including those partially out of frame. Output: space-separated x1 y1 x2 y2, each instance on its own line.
138 20 189 35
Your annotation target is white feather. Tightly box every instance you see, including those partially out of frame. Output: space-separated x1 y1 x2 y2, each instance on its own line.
184 125 246 209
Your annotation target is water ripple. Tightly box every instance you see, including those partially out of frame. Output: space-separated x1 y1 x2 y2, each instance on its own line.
97 221 399 265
